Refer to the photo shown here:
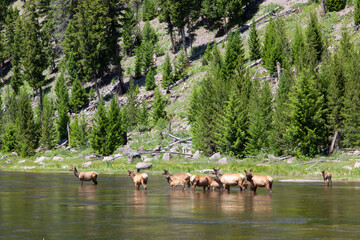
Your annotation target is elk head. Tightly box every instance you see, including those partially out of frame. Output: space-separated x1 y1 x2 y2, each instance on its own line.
244 169 253 181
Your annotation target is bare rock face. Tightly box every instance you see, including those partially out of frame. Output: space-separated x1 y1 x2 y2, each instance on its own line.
170 146 179 152
210 152 221 160
162 152 172 161
216 157 228 165
34 156 51 163
82 161 93 168
154 145 161 152
136 162 153 170
137 146 145 152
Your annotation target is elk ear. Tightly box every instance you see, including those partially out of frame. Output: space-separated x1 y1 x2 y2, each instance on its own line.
249 169 252 172
244 170 247 173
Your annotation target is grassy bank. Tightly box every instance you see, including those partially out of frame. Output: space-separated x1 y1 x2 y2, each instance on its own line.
1 148 360 180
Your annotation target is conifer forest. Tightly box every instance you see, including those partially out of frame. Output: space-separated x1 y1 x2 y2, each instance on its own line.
0 0 360 161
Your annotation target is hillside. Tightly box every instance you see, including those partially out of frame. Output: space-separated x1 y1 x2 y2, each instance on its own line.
2 0 360 176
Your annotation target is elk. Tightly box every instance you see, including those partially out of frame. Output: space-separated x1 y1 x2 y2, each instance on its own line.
168 178 187 190
212 168 246 192
127 170 148 190
162 169 191 188
190 174 217 190
321 170 332 184
69 167 98 185
244 169 273 194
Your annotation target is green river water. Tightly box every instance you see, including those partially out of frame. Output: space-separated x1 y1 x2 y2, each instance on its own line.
1 171 360 239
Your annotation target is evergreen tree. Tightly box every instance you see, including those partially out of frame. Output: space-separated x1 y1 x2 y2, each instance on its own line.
134 47 143 78
325 0 346 11
222 30 244 79
16 90 39 156
202 43 213 66
306 13 323 62
142 0 157 21
355 0 360 25
291 25 305 72
70 114 89 149
174 50 188 80
10 16 23 94
286 69 327 157
40 96 57 150
125 79 138 126
106 97 126 153
152 88 166 123
137 100 149 127
162 54 173 88
22 1 48 116
55 73 70 141
90 101 109 155
145 67 156 91
69 77 87 112
245 79 273 155
2 123 17 153
159 0 176 53
121 6 137 56
248 20 261 61
215 91 247 156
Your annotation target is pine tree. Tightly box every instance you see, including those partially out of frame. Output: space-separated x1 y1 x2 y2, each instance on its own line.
325 0 346 11
174 50 188 80
355 0 360 25
215 91 247 156
69 77 87 112
106 97 126 153
162 54 173 88
70 114 89 149
121 6 137 56
40 96 57 150
291 25 305 72
10 16 23 94
222 30 244 79
22 1 48 116
202 43 213 66
306 13 323 62
134 47 143 78
142 0 157 21
245 79 273 155
137 100 149 127
2 123 17 153
90 101 109 155
145 67 156 90
152 88 166 123
248 20 261 61
55 73 70 141
286 69 327 157
125 79 138 126
16 90 39 156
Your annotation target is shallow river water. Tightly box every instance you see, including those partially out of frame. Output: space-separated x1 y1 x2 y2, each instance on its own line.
1 171 360 239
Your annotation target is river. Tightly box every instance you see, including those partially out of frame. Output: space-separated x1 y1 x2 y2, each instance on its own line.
1 171 360 239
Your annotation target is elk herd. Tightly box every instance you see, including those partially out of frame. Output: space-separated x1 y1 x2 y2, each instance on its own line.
69 166 333 194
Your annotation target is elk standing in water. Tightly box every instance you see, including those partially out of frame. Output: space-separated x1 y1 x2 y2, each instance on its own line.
212 168 246 192
190 174 218 190
69 167 98 185
162 170 191 188
244 169 273 194
321 170 332 184
127 170 148 190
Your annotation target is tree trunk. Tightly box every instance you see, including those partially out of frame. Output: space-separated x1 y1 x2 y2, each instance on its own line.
187 17 193 56
67 122 71 147
94 74 101 101
116 45 124 95
181 27 187 59
169 21 176 54
328 131 339 156
320 0 326 17
39 86 43 121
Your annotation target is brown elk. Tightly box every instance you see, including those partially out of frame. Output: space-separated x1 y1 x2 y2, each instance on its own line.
70 167 98 185
244 169 273 194
212 168 246 192
321 170 332 184
127 170 148 190
190 174 218 190
168 178 187 190
162 169 191 188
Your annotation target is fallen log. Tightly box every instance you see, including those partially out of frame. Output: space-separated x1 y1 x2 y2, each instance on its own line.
139 151 193 156
168 138 193 147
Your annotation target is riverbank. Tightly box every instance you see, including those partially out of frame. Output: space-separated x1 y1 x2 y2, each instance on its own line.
1 148 360 180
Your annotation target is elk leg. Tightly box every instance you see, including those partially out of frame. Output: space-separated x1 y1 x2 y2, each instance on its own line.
187 180 191 188
203 186 206 190
93 179 98 185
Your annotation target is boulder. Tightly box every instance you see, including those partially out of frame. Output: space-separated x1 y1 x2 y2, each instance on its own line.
34 156 51 163
5 160 12 164
185 150 193 159
61 165 70 169
354 162 360 168
154 145 161 151
136 162 153 170
113 153 123 159
217 157 228 165
85 154 98 160
192 150 201 159
210 152 221 160
170 146 179 152
163 152 172 161
287 157 297 164
52 156 64 161
18 160 26 163
343 166 353 170
103 156 114 162
119 147 141 158
82 161 93 168
137 146 145 152
354 150 360 156
11 152 18 157
38 162 45 166
143 157 152 162
0 155 7 161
